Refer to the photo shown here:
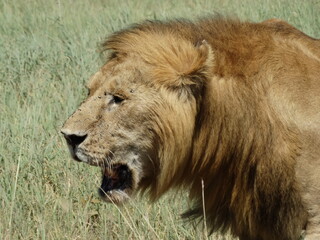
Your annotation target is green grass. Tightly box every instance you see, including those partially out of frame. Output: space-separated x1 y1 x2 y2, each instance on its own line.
1 0 319 239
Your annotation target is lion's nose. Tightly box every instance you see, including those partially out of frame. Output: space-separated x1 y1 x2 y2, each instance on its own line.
61 130 87 147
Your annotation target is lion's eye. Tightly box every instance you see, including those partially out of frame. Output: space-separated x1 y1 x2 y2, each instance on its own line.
111 95 124 104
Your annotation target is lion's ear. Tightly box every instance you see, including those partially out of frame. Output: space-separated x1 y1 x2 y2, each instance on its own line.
186 39 214 83
150 38 214 90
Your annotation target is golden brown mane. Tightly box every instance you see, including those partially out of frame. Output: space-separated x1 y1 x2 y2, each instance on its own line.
102 18 312 238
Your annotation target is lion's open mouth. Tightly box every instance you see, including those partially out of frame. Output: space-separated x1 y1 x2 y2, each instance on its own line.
98 164 133 203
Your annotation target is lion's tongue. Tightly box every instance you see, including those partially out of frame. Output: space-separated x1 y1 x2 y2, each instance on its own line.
100 174 120 192
100 164 132 193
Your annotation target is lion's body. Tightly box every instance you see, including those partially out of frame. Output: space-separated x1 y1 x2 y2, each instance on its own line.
62 17 320 240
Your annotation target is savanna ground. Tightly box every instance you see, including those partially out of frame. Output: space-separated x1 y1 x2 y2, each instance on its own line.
1 0 320 239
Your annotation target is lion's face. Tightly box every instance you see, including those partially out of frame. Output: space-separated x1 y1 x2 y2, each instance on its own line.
61 52 201 203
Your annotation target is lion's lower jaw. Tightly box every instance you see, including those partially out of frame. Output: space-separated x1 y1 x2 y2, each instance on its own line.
98 189 131 204
75 151 103 166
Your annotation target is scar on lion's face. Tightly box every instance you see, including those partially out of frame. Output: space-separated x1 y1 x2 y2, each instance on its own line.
62 51 200 202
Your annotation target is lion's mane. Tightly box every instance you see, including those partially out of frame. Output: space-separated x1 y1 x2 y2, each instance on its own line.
102 18 314 239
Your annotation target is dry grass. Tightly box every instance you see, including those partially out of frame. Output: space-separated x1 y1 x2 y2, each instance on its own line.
1 0 319 239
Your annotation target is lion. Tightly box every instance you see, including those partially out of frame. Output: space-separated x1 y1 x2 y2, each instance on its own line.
61 17 320 240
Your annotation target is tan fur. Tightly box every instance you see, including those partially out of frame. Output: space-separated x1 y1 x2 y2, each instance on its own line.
61 17 320 240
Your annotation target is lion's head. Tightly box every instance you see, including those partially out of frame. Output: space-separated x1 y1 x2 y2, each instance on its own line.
61 24 213 203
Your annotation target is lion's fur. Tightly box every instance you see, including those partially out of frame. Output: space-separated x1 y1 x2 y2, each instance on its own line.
62 17 320 240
